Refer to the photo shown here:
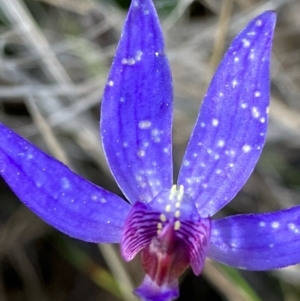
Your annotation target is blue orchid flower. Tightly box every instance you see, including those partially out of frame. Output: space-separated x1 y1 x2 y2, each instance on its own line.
1 1 300 300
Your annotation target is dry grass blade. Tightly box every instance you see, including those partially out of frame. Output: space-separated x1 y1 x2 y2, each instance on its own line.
25 96 70 165
8 246 49 301
99 244 138 301
0 0 73 87
208 0 233 80
203 260 254 301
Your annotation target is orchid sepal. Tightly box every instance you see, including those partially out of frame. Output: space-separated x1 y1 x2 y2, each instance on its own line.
178 11 276 217
0 123 130 243
101 0 173 204
209 205 300 270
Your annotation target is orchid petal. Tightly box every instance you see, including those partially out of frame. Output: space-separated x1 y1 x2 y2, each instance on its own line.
178 11 276 216
0 123 130 243
121 202 159 261
208 206 300 270
179 219 211 275
101 0 173 204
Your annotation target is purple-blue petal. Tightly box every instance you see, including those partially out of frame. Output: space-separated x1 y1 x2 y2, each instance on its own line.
0 123 131 243
101 0 173 204
208 206 300 270
178 11 276 216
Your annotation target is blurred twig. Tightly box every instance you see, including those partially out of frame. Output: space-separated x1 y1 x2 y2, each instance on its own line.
26 96 70 164
203 260 261 301
0 0 73 87
208 0 233 80
8 245 49 301
99 244 138 301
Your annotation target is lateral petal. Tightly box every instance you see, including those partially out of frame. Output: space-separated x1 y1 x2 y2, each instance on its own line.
178 11 276 216
121 201 159 261
208 206 300 270
101 0 173 204
0 123 130 243
179 219 211 275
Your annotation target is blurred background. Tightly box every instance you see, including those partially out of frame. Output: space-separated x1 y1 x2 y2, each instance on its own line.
0 0 300 300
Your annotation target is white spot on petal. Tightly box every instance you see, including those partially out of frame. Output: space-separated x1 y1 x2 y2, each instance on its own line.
91 194 98 201
138 120 151 129
260 117 265 123
247 31 256 36
186 178 192 184
288 223 295 230
137 150 145 157
183 160 190 166
256 19 262 26
151 129 159 136
242 39 250 47
212 118 219 126
135 175 142 182
122 58 136 65
272 221 280 229
232 79 238 88
242 145 251 153
135 50 143 61
252 107 260 118
108 80 114 86
61 177 70 189
217 140 225 147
